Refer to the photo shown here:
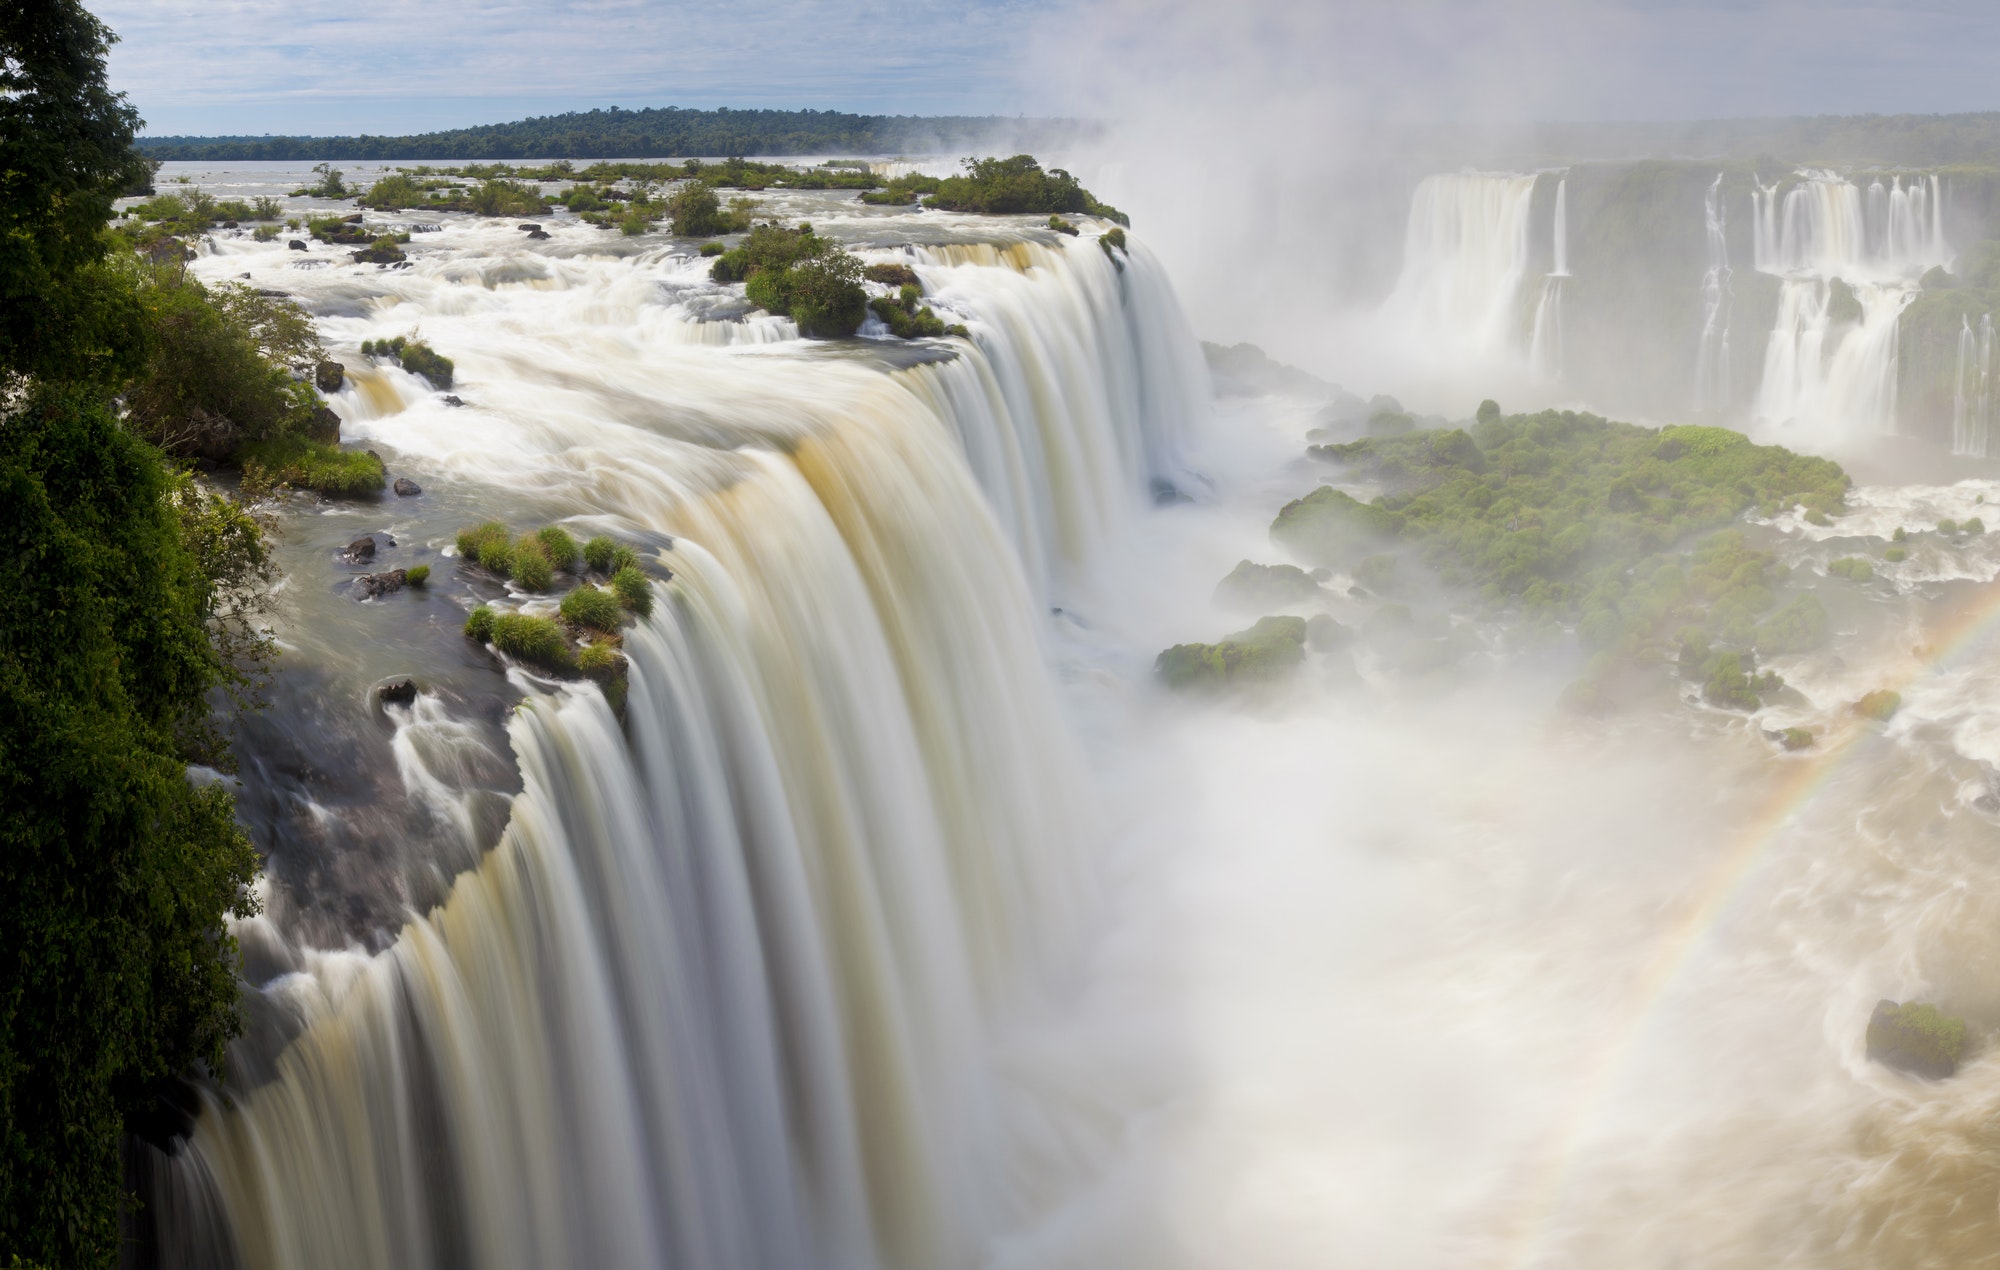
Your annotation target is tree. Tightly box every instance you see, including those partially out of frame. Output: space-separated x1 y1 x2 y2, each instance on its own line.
0 2 149 385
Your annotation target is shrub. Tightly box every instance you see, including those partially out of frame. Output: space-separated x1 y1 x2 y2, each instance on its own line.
1866 999 1967 1078
1156 616 1309 690
610 564 653 616
865 263 920 288
253 225 279 242
251 195 284 220
1969 517 1987 534
578 641 623 677
477 538 514 573
1940 519 1959 535
1827 556 1874 581
406 564 430 587
1779 727 1815 750
509 539 553 590
668 183 729 236
1885 546 1908 562
1855 689 1902 721
560 583 624 632
464 178 548 218
235 437 385 497
464 605 497 641
711 223 868 336
1476 399 1502 426
360 173 424 210
583 535 618 572
397 341 454 389
535 525 580 571
490 612 573 671
1100 226 1128 256
700 241 726 257
924 155 1126 225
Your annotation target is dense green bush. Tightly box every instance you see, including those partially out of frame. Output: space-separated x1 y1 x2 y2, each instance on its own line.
464 605 497 641
359 173 424 210
1827 556 1874 581
667 183 729 236
1156 616 1309 690
490 612 573 671
362 335 454 388
559 583 624 633
463 178 547 218
924 155 1128 225
610 564 653 616
457 521 509 562
714 223 867 337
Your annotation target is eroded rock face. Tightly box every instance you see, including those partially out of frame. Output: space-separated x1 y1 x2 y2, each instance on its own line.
306 406 342 445
315 361 345 393
1867 999 1967 1079
392 477 421 497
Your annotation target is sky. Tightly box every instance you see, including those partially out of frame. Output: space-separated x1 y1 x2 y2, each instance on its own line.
91 0 2000 138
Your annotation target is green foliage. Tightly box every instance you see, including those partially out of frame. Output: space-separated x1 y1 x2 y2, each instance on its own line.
715 223 867 337
1155 616 1309 690
358 173 424 210
1855 689 1902 721
924 155 1128 225
864 263 920 288
490 612 573 671
1827 556 1874 581
463 178 548 218
535 526 579 571
583 535 618 572
609 543 639 574
1939 518 1959 535
1754 592 1830 654
508 539 553 590
667 183 735 236
0 389 259 1266
699 241 726 257
464 605 496 641
1867 1000 1967 1079
1778 727 1816 750
1476 399 1502 426
578 641 623 678
1885 546 1909 562
1697 648 1783 711
363 336 453 388
610 565 653 616
236 437 386 497
1212 560 1321 611
559 584 624 633
1969 517 1988 535
1098 226 1128 265
868 294 948 339
457 521 509 563
291 162 348 198
405 564 429 587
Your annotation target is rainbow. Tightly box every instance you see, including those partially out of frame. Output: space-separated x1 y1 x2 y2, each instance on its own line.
1498 570 2000 1268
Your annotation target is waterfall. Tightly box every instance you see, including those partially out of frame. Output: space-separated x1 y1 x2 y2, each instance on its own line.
1750 170 1948 438
1384 171 1540 367
1694 173 1733 413
1953 312 1995 458
1528 178 1568 383
145 224 1208 1270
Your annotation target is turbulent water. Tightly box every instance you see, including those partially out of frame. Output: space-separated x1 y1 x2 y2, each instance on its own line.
130 159 2000 1270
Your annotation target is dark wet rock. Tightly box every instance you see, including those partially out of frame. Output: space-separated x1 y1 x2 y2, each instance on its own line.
1976 792 2000 815
351 240 405 265
340 213 363 224
1867 999 1967 1079
315 361 345 392
288 239 307 251
442 395 464 407
393 477 422 497
237 271 251 278
354 569 409 599
223 220 239 229
526 229 551 240
306 406 341 444
517 223 542 232
256 288 292 298
379 679 417 705
342 535 377 563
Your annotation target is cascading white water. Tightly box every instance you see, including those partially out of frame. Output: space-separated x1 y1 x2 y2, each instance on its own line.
1751 170 1948 438
1694 172 1733 413
1528 178 1568 384
152 210 1208 1270
1385 172 1540 368
1953 313 1995 458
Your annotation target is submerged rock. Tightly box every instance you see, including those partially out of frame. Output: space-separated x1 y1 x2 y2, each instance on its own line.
1155 615 1308 691
1867 999 1966 1079
378 679 417 705
1213 559 1321 612
393 477 422 497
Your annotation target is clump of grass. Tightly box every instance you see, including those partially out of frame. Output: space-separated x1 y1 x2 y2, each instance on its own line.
583 535 618 572
406 564 430 587
610 565 653 616
509 538 553 590
236 437 385 497
490 613 573 671
578 641 624 678
559 584 624 633
1828 556 1874 581
457 521 509 561
464 605 497 641
536 525 580 571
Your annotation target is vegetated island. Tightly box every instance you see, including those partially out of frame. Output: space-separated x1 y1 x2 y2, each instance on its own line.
1157 401 1915 718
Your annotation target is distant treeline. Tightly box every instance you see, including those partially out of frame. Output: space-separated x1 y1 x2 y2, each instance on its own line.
134 106 1094 161
1522 113 2000 168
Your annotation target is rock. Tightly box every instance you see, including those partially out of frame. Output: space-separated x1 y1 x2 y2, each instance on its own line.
1155 615 1309 691
1213 559 1322 612
305 406 341 444
393 477 421 496
526 228 551 240
342 535 377 563
351 240 405 265
237 271 251 278
341 213 363 224
379 679 417 705
517 223 543 232
1854 689 1902 721
442 395 464 407
256 288 291 298
1306 613 1353 651
1867 999 1966 1079
288 240 307 251
314 360 345 392
354 569 408 599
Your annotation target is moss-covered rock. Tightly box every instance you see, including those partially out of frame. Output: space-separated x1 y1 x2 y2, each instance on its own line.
1270 486 1404 566
1855 689 1902 721
1866 999 1967 1078
1156 616 1308 691
1212 560 1321 612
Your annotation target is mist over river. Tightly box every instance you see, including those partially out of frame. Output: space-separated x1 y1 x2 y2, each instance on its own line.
126 158 2000 1270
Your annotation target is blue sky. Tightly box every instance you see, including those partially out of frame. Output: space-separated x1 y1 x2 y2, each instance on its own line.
93 0 2000 138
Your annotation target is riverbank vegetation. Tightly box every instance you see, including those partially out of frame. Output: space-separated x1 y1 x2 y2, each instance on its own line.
3 6 277 1262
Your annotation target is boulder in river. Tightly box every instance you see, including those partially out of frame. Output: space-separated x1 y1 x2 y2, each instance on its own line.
1867 999 1967 1078
393 477 422 497
517 223 542 232
1156 615 1308 690
379 679 417 705
306 406 341 444
442 395 464 407
354 569 408 599
342 535 377 563
288 239 307 251
314 361 345 392
1212 559 1322 612
526 228 551 240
